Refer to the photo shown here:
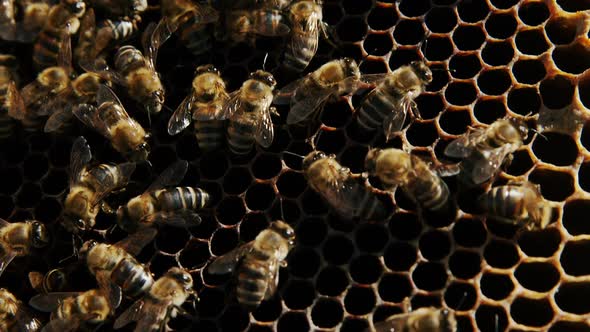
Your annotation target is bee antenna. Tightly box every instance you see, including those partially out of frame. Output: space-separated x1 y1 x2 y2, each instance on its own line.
530 128 548 141
147 110 152 126
358 49 375 68
283 151 304 159
495 313 499 332
163 104 175 114
280 197 286 222
456 291 468 310
59 234 81 264
262 53 269 71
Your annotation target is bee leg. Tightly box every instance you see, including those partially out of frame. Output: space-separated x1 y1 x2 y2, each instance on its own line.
279 260 288 268
101 202 115 214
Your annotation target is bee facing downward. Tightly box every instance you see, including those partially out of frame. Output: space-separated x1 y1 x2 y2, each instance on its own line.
0 288 42 332
208 220 295 310
0 218 49 277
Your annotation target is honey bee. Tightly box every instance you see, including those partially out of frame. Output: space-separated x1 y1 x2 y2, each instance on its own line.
113 267 194 331
28 268 68 294
0 288 42 332
478 181 552 230
371 307 457 332
161 0 218 57
444 118 528 185
224 70 278 155
283 1 329 73
355 61 433 140
167 65 229 152
0 54 18 140
72 84 151 161
208 220 295 310
117 160 210 233
61 136 136 233
365 148 450 213
302 150 389 221
108 18 174 115
29 289 111 331
0 0 50 42
32 0 86 70
224 8 290 44
80 229 157 309
88 0 146 20
274 58 361 125
0 218 50 277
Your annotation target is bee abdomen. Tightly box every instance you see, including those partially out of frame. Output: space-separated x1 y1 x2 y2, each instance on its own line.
195 120 224 151
178 21 212 56
100 19 136 43
227 120 255 155
284 35 315 72
33 30 61 70
158 187 210 211
237 256 270 309
111 258 154 297
410 178 450 212
478 186 525 222
356 89 397 131
114 46 144 74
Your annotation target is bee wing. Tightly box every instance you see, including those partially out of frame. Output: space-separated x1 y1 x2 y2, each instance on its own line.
248 10 290 36
221 90 242 119
96 270 123 309
381 102 407 140
133 300 172 332
444 128 487 158
146 160 189 192
167 94 194 136
113 298 145 329
14 304 42 332
273 76 307 105
44 105 74 132
142 17 174 71
69 136 92 186
29 292 81 312
359 73 388 86
57 31 72 74
41 317 80 332
140 210 202 228
263 258 280 300
90 162 136 207
0 249 17 277
207 241 255 274
470 145 513 185
286 87 335 125
114 227 158 256
255 105 275 148
6 80 25 120
371 312 413 332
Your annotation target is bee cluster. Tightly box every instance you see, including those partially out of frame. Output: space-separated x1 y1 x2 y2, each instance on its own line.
1 0 589 331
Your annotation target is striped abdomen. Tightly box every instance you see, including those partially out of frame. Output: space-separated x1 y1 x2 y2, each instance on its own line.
156 187 210 211
284 30 315 72
237 250 271 310
100 18 136 43
33 28 63 70
114 46 145 76
178 18 211 56
111 258 154 297
478 186 526 224
195 119 224 151
406 175 450 212
0 83 14 140
356 87 403 132
227 113 256 155
326 182 388 221
82 164 130 193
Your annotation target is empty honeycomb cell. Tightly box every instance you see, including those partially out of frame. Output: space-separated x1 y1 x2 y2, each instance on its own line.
289 247 320 278
556 0 590 11
216 196 246 226
579 163 590 193
406 121 439 147
40 169 67 195
300 189 329 215
512 59 546 85
450 53 482 79
393 19 426 45
344 286 376 315
540 73 581 106
507 87 542 115
316 129 347 155
253 297 282 322
415 94 445 120
367 4 398 30
550 321 590 332
277 312 309 332
155 227 190 254
378 273 413 302
323 235 354 265
337 17 368 42
423 36 454 61
320 100 353 129
449 250 482 279
517 229 562 258
28 133 53 151
389 48 422 70
316 266 349 296
484 240 520 269
198 153 229 180
481 272 514 300
515 28 551 55
341 318 370 332
477 69 512 96
425 7 458 33
245 183 275 211
295 217 327 247
179 240 210 269
239 213 268 243
34 197 61 223
562 199 590 235
514 261 560 292
475 305 508 332
219 305 249 332
210 227 239 257
150 253 177 276
197 287 226 318
557 282 590 316
0 195 14 219
427 64 451 92
276 171 306 200
453 217 487 248
561 240 590 276
363 33 394 57
528 169 574 201
312 298 344 328
350 255 383 284
398 0 430 17
485 13 518 39
445 282 477 310
481 41 514 66
457 0 490 22
518 1 550 25
339 145 369 173
282 279 315 310
222 167 252 194
419 230 451 261
384 241 417 271
16 182 41 208
2 140 27 165
359 59 389 75
355 223 389 253
249 324 272 332
511 297 554 327
545 16 579 45
23 154 48 181
373 305 404 325
445 81 478 106
411 294 442 308
322 1 344 24
473 98 506 124
553 43 590 74
413 262 448 291
0 167 22 195
439 110 472 135
389 212 422 240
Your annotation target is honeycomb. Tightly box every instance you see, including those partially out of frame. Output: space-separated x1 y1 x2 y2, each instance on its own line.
1 0 590 331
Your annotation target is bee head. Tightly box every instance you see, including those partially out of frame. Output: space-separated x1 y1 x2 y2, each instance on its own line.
302 151 328 171
410 61 433 84
270 220 296 247
249 70 276 88
195 64 220 76
131 0 147 13
62 212 91 234
166 267 193 289
63 0 85 16
79 240 97 259
364 148 381 175
498 118 528 144
440 309 457 332
147 89 165 114
128 142 151 162
341 57 360 79
30 221 50 248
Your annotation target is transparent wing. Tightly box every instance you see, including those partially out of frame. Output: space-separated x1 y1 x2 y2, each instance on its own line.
41 317 80 332
90 162 136 207
471 145 514 185
6 80 25 120
0 250 17 278
96 270 122 309
146 160 189 192
43 101 74 132
142 17 174 71
167 94 194 135
140 210 202 228
133 300 171 332
207 241 255 274
444 128 487 158
248 10 290 36
29 292 80 312
221 90 242 119
263 259 279 300
57 31 72 73
359 73 388 86
273 76 308 105
286 87 336 125
113 298 144 329
69 136 92 186
289 14 319 66
255 106 274 148
72 104 107 137
14 303 42 332
114 227 158 256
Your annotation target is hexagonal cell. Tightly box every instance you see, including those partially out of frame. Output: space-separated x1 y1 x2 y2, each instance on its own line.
363 33 393 56
337 17 368 42
378 273 413 302
481 41 514 66
423 36 454 61
412 262 448 291
179 239 210 269
355 223 389 253
477 69 512 96
507 87 542 116
367 4 398 30
453 217 487 248
392 19 425 46
518 229 562 258
216 196 246 226
445 81 478 106
563 200 590 236
484 239 520 269
528 169 574 202
444 282 477 310
398 0 430 17
425 7 457 33
289 246 320 278
511 297 554 327
553 42 590 75
449 250 482 279
515 28 551 55
210 227 239 257
277 312 309 332
439 110 472 135
561 240 590 276
222 167 252 195
512 58 546 84
473 98 507 124
383 241 417 271
323 235 354 265
245 183 275 211
556 0 590 11
415 94 445 120
350 254 383 284
282 279 315 310
449 53 482 79
389 212 422 241
252 297 282 323
406 121 438 147
540 75 575 109
475 305 508 332
311 298 344 329
518 1 550 25
344 286 377 315
545 15 581 45
418 230 451 261
155 226 190 255
485 13 518 39
316 266 349 296
515 261 560 292
457 0 490 22
389 48 422 70
480 272 515 300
